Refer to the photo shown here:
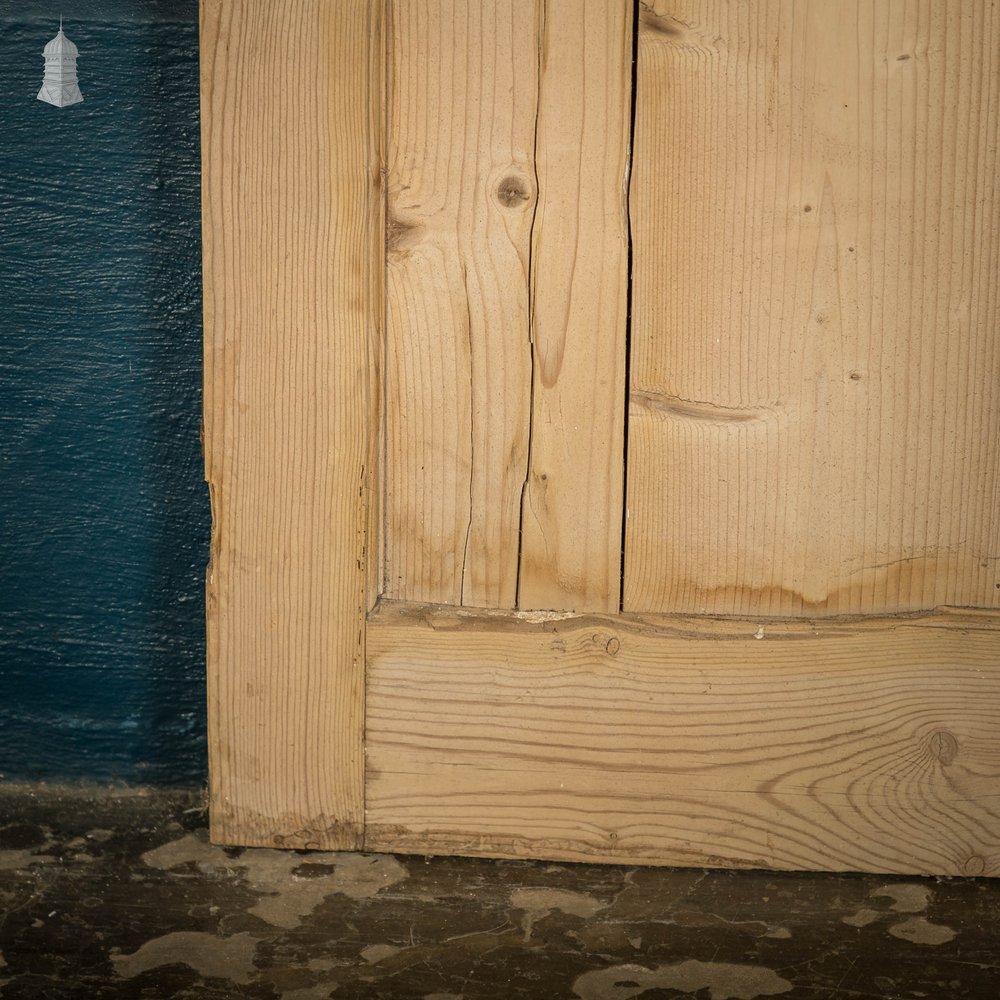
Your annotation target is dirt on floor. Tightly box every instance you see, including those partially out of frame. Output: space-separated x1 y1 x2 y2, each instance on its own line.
0 785 998 999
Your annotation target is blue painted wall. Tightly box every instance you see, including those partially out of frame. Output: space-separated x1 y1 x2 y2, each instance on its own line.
0 2 207 785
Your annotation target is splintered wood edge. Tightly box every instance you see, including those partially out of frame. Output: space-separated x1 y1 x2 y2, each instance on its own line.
364 601 1000 876
367 598 1000 639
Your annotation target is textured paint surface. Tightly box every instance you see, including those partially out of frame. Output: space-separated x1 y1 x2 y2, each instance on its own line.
0 2 206 784
0 787 993 999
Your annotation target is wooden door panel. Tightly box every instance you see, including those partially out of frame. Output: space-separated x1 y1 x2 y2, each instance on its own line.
384 0 536 608
625 0 1000 617
516 0 632 612
203 0 1000 873
384 0 631 612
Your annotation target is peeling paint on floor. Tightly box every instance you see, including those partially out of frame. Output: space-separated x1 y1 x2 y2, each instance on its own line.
842 906 882 927
572 959 793 1000
1 788 999 999
887 916 958 945
360 943 404 964
143 831 408 929
0 849 55 872
112 930 259 983
873 883 933 913
511 886 607 939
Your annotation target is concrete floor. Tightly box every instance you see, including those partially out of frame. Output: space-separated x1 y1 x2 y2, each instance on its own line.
0 787 997 999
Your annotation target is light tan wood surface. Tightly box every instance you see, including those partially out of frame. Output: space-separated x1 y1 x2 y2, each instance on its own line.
625 0 1000 617
202 1 1000 874
383 0 632 613
365 601 1000 875
366 1 387 613
201 0 380 848
516 0 632 613
383 0 537 608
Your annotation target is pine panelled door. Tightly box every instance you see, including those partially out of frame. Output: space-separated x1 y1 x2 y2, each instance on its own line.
200 0 1000 876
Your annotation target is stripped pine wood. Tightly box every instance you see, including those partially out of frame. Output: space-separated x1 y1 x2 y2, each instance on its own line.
201 0 380 848
365 601 1000 876
516 0 633 613
201 0 1000 877
366 1 387 613
625 0 1000 617
383 0 537 608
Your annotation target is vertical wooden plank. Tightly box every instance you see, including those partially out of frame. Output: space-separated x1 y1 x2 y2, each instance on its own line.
383 0 537 608
516 0 633 613
366 0 387 611
201 0 380 848
625 0 1000 617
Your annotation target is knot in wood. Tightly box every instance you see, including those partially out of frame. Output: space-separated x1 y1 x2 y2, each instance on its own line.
928 729 959 765
496 175 530 209
963 854 986 876
386 214 420 254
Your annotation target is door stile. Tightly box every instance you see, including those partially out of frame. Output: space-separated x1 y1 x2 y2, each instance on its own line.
202 0 383 849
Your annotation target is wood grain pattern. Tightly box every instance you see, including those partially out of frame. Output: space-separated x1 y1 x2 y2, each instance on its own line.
201 0 381 848
625 0 1000 617
516 0 633 613
383 0 537 608
365 601 1000 876
366 0 387 613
